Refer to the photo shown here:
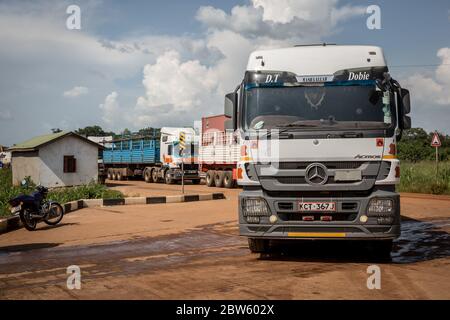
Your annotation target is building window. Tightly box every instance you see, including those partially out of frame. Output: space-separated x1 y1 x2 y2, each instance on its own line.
64 155 76 173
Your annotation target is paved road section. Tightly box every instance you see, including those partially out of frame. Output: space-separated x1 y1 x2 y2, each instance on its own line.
0 181 449 299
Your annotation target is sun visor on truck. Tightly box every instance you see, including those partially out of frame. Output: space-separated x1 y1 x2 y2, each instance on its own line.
244 66 389 89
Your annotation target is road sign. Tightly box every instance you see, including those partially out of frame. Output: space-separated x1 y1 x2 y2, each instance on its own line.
431 132 441 147
179 132 186 151
431 132 441 178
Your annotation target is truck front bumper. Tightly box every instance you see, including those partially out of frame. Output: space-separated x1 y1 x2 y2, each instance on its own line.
239 187 401 240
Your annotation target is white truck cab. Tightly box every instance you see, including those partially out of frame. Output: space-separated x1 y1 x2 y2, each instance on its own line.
224 44 411 256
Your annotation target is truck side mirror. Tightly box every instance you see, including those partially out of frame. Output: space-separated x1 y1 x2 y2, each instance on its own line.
224 92 237 118
402 115 412 130
400 88 411 115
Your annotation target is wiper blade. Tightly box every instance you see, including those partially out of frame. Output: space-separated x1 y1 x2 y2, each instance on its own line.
277 123 319 128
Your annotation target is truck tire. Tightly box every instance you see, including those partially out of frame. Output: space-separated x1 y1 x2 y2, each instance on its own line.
164 170 174 184
144 169 152 183
206 170 215 187
214 170 225 188
111 170 117 180
107 169 113 180
152 169 160 183
191 179 201 185
116 170 123 181
248 238 270 253
223 171 235 188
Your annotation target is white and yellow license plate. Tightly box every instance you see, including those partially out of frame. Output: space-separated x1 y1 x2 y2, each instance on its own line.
298 202 336 212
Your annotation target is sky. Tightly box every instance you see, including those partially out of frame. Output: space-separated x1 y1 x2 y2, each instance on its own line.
0 0 449 146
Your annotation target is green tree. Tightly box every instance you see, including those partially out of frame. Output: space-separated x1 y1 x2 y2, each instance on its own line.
76 125 115 137
398 128 449 162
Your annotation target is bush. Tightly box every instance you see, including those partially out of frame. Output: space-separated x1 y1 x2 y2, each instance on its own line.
398 161 450 195
0 168 123 217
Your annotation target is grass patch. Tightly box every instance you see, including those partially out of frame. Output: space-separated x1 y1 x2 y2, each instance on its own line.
399 161 450 195
0 168 123 218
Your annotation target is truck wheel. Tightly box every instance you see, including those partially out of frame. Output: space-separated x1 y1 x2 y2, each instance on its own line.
116 171 123 181
206 170 215 187
152 169 160 183
191 179 201 185
111 170 117 180
164 170 174 184
223 171 235 188
248 238 270 253
144 169 152 183
214 170 225 188
107 169 113 180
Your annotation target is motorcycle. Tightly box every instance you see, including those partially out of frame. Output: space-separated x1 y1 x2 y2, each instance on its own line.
9 184 64 231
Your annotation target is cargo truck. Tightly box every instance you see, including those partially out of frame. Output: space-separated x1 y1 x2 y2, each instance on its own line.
199 115 240 188
224 44 411 256
103 127 200 184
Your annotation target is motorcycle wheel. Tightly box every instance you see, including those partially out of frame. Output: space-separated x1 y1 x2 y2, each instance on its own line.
19 210 37 231
44 203 64 225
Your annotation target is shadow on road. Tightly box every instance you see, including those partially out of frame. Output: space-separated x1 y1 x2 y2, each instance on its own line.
35 222 79 231
258 218 450 264
0 242 61 253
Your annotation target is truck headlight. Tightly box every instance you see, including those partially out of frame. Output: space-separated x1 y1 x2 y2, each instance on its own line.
242 198 270 223
367 198 394 216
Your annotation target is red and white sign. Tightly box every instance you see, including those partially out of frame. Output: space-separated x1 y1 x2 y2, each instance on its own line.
431 132 442 147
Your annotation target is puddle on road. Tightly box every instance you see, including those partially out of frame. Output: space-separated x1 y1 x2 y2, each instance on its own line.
392 219 450 263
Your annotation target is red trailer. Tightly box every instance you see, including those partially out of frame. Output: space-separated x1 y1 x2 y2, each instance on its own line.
199 115 240 188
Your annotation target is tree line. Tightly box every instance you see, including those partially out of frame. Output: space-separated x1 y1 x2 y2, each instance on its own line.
398 128 450 162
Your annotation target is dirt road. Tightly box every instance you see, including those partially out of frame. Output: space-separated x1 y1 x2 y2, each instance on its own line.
0 181 449 299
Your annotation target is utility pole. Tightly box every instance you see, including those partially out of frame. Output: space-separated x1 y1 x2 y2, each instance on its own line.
179 131 186 194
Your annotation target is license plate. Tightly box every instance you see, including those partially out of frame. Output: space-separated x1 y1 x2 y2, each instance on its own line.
298 202 336 212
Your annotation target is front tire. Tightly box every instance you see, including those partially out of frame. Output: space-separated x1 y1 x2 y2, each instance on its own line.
19 210 37 231
44 203 64 226
248 238 270 253
164 170 174 184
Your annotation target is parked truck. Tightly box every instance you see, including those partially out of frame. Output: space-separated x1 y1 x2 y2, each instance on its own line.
198 115 240 188
103 127 200 184
224 44 411 256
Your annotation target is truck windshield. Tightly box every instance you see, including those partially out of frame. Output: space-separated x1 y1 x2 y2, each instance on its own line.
244 85 394 131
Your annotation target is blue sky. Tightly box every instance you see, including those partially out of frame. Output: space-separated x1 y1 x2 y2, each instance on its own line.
0 0 449 145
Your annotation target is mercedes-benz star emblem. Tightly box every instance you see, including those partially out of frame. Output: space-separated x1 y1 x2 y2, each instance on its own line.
305 163 328 185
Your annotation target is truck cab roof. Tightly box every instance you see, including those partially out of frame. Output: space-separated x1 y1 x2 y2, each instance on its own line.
246 45 387 76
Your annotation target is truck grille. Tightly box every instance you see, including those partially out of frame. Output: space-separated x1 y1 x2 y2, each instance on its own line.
275 161 365 170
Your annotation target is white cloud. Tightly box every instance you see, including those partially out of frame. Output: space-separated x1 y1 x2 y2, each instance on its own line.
133 0 366 129
403 48 450 106
63 86 89 97
196 0 366 41
99 92 121 127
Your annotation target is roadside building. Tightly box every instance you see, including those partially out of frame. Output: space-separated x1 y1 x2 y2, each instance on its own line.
9 131 103 187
